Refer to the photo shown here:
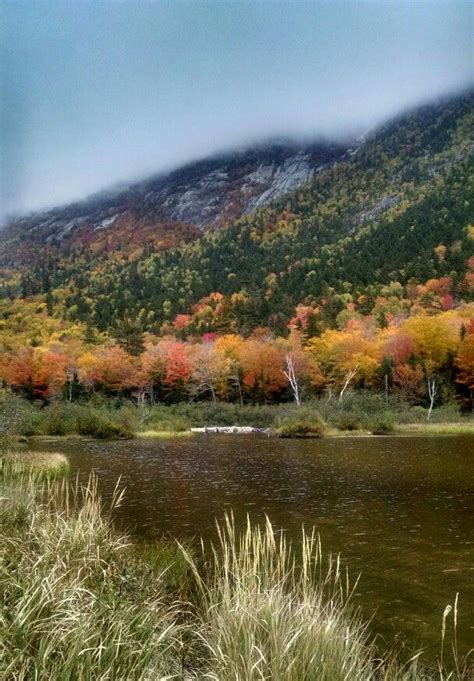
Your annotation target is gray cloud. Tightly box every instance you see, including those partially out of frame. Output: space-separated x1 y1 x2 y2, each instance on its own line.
1 1 472 218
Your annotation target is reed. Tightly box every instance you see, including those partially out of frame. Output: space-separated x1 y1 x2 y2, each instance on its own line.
2 450 69 477
180 515 450 680
0 466 185 680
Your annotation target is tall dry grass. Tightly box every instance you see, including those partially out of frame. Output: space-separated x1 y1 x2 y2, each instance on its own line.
180 515 444 680
0 463 185 680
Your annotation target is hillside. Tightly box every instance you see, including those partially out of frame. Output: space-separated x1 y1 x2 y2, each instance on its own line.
0 140 347 265
0 90 473 342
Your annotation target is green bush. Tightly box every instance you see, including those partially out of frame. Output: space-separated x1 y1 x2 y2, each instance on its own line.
42 404 78 436
275 415 326 438
144 409 190 433
371 412 395 435
333 412 362 431
75 407 133 439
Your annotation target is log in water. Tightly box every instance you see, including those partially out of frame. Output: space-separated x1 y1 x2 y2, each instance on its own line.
190 426 269 434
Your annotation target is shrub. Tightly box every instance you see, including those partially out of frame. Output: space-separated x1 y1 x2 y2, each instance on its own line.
333 412 362 431
371 413 395 435
275 415 326 438
75 407 133 439
42 403 78 435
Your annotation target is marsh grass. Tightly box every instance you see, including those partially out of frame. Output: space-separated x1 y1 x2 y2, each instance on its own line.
180 516 372 679
2 450 70 477
395 422 474 435
275 414 327 437
0 466 186 680
137 429 193 438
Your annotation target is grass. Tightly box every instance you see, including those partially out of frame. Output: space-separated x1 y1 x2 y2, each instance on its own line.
0 462 186 679
2 450 70 477
0 454 470 679
182 515 377 680
136 429 193 438
395 422 474 435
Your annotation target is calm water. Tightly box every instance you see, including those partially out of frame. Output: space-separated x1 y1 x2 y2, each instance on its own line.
33 434 474 658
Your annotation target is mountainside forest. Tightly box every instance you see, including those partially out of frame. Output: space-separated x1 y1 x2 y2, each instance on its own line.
0 90 473 409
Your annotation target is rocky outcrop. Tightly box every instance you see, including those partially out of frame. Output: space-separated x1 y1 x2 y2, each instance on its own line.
2 140 348 256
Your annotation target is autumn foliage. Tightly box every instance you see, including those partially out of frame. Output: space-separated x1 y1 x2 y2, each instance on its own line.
1 280 473 410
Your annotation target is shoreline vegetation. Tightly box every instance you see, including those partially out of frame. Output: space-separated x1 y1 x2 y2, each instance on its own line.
0 451 469 680
3 390 473 441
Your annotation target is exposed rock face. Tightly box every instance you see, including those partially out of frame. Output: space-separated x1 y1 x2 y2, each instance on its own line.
2 140 349 255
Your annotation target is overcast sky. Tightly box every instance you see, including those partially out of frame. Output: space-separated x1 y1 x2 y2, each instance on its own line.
1 0 472 217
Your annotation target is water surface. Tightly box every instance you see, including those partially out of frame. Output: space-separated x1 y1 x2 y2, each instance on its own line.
33 434 474 659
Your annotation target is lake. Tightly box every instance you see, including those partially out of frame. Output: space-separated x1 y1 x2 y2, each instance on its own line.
32 434 474 660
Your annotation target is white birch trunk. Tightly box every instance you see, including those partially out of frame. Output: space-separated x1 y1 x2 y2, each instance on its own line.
427 377 437 420
283 354 301 406
339 366 358 403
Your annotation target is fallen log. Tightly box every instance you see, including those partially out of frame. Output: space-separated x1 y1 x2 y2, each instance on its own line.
190 426 269 434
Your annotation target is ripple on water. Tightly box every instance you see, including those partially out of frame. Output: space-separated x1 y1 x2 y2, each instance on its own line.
32 433 474 660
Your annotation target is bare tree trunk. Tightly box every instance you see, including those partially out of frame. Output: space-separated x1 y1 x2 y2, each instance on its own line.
283 354 301 406
136 388 146 408
427 377 437 420
384 373 389 405
66 369 74 402
339 366 358 403
232 375 244 407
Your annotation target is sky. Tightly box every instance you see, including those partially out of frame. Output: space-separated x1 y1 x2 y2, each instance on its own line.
1 1 472 218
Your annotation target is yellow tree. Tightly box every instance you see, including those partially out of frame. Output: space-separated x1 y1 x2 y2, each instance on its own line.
215 334 246 404
402 314 459 418
188 341 234 403
308 324 380 401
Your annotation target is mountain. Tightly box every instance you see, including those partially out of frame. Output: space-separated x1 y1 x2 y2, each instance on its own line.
0 90 472 340
0 140 348 263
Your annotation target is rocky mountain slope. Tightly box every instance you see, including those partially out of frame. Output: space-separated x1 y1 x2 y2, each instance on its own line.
1 140 348 261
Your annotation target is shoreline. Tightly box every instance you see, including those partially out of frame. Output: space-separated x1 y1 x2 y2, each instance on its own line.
21 420 474 443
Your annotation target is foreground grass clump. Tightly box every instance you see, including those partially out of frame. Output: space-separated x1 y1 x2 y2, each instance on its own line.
0 467 185 679
183 516 465 681
182 516 374 679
